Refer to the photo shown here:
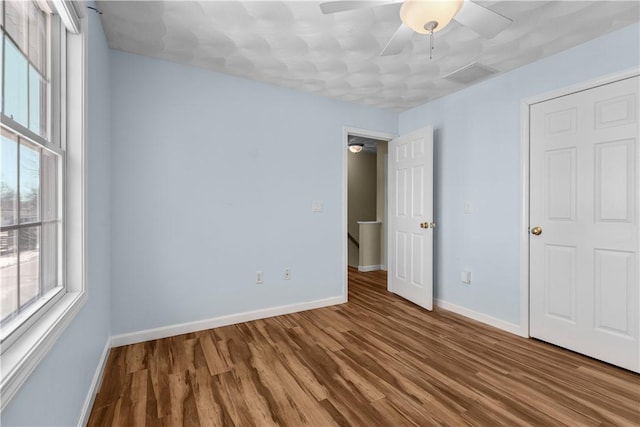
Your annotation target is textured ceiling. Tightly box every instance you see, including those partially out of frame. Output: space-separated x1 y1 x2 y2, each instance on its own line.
96 1 640 111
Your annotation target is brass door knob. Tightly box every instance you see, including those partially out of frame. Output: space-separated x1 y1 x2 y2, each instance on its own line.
531 226 542 235
420 222 428 229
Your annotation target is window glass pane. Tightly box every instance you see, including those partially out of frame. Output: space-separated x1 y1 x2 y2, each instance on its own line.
41 149 57 221
28 1 46 75
4 1 27 53
41 222 57 293
1 129 18 226
19 140 40 224
4 39 28 126
18 225 39 307
29 66 47 137
0 229 18 322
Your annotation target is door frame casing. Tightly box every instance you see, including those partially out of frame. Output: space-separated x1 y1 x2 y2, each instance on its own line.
343 126 397 301
519 67 640 338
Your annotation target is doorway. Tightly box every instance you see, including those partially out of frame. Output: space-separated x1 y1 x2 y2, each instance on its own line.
343 127 395 299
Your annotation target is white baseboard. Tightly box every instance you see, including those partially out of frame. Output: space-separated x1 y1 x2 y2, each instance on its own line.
111 296 345 347
77 337 111 427
358 265 382 272
435 299 528 337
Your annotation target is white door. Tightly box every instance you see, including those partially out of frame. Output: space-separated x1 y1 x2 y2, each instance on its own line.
388 127 434 310
530 75 639 372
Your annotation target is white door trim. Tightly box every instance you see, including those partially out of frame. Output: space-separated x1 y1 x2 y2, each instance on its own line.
343 126 396 301
519 67 640 338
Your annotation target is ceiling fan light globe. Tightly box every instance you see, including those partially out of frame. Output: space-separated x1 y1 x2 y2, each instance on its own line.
400 0 464 34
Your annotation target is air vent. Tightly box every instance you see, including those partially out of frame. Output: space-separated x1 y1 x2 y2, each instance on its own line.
442 62 498 85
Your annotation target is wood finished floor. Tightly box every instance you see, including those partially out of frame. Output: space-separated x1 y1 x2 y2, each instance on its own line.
88 268 640 426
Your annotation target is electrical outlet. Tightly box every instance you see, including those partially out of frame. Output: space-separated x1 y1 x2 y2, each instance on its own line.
284 268 291 280
256 271 263 284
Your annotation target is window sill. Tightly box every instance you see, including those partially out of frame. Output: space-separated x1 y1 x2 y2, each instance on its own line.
1 287 65 346
0 290 87 411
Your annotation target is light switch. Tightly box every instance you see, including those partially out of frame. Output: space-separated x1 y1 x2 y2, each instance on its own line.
464 201 472 214
312 200 323 212
461 271 472 284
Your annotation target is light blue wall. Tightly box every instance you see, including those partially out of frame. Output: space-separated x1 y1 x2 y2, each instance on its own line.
399 23 640 325
109 51 398 335
1 8 112 427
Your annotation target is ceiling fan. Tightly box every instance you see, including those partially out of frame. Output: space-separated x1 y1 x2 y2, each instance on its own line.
319 0 513 56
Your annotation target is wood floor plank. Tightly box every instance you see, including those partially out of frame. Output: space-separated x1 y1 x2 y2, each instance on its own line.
190 367 226 426
210 370 256 427
199 334 233 376
272 341 329 401
167 371 190 427
247 341 337 426
130 370 149 426
88 267 640 426
230 363 279 427
147 340 173 420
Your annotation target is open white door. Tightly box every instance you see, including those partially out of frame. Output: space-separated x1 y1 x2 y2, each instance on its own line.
388 127 434 310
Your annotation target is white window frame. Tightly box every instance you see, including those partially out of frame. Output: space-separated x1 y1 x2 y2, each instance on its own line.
0 1 86 410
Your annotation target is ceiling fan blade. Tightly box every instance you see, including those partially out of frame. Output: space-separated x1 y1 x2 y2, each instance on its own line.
380 24 414 56
319 1 389 14
453 0 512 39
